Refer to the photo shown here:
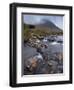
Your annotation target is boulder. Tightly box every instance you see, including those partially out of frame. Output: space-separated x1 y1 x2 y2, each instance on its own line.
24 57 38 75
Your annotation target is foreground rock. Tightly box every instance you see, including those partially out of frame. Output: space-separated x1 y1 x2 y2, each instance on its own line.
24 52 63 75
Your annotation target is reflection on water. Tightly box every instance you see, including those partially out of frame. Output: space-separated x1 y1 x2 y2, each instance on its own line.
22 35 63 75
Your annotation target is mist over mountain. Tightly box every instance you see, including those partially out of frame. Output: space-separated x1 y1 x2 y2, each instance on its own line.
37 19 57 28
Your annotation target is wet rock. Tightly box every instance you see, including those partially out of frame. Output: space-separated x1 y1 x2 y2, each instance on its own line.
35 62 52 74
57 64 63 73
47 60 58 73
53 52 63 63
24 57 38 74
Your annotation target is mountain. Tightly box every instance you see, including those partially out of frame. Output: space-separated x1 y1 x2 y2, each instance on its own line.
24 19 63 36
35 19 63 32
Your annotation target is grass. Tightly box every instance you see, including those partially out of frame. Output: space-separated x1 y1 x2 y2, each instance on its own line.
23 24 63 41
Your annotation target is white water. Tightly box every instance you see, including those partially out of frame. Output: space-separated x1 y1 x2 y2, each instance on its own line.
50 42 60 45
34 53 43 60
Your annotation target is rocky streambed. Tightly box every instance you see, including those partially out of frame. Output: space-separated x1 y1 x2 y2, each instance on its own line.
22 35 63 75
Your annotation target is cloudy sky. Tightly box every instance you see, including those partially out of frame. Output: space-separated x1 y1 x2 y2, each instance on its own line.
23 14 64 30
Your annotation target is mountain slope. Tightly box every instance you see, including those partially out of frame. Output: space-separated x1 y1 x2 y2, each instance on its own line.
24 19 63 36
36 19 63 32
